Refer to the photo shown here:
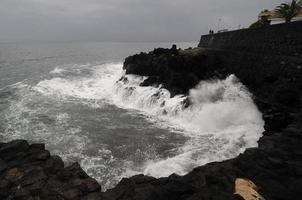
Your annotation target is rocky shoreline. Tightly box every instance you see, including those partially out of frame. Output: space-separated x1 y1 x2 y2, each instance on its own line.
1 22 302 199
0 140 102 199
117 45 302 200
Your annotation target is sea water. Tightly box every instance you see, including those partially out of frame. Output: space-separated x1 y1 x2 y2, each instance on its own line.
0 42 264 190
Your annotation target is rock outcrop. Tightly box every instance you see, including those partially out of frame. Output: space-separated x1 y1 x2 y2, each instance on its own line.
0 140 102 199
112 21 302 200
123 47 209 97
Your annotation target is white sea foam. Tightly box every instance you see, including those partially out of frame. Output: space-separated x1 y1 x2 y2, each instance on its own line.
0 62 263 189
34 63 122 103
3 91 87 156
113 74 262 134
31 63 264 179
49 66 66 75
113 73 264 177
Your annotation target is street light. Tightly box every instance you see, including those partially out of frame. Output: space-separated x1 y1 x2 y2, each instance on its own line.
218 18 222 31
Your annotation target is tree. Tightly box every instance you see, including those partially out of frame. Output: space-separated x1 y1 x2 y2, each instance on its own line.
249 16 271 29
249 9 271 29
275 0 302 23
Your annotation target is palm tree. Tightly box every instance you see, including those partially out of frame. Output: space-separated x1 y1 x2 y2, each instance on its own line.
275 0 302 23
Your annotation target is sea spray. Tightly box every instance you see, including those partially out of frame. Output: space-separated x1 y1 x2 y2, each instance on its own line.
2 62 264 188
113 73 262 134
113 73 264 177
35 63 264 177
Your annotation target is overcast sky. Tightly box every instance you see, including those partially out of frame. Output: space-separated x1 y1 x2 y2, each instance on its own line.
0 0 284 42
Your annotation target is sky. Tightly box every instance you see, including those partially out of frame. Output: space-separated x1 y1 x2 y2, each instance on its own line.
0 0 284 42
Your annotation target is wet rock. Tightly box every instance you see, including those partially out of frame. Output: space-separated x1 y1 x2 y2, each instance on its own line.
263 111 292 132
72 178 101 193
82 192 103 200
140 76 159 87
20 168 48 187
58 162 89 181
274 88 300 106
123 47 206 96
0 140 102 200
0 179 12 198
0 159 8 173
0 140 29 160
13 187 32 199
63 188 82 199
43 155 64 174
118 174 156 186
29 143 45 151
5 167 24 182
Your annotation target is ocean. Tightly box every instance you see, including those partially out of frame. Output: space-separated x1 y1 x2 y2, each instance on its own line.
0 42 264 190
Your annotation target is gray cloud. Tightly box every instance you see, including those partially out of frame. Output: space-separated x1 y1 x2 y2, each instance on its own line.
0 0 284 42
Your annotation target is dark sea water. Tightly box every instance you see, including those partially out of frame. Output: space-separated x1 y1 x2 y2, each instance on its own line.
0 42 264 190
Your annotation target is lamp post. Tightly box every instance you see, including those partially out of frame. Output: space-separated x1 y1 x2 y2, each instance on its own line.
218 18 222 31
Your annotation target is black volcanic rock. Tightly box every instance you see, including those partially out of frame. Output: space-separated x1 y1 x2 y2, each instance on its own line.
123 46 302 108
123 47 209 96
113 22 302 200
0 140 102 200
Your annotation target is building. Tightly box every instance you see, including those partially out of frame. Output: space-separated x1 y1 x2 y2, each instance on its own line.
258 9 302 23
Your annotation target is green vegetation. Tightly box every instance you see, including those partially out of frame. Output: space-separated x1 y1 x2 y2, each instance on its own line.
179 48 206 56
275 0 302 23
249 0 302 28
249 14 271 29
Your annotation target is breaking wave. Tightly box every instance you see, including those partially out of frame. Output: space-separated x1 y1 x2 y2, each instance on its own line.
33 63 264 177
113 72 264 176
2 62 264 189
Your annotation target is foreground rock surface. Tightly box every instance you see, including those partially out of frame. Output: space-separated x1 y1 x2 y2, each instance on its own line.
0 140 102 199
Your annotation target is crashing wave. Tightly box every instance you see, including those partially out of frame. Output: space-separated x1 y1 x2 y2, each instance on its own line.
35 63 263 177
3 62 264 188
113 73 264 177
